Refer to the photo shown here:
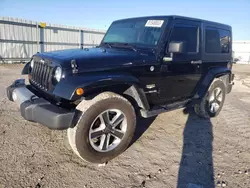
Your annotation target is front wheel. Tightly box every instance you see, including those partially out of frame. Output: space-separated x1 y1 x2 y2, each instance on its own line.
67 92 136 163
194 80 226 118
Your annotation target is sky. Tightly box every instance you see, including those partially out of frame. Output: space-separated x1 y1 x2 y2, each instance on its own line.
0 0 250 40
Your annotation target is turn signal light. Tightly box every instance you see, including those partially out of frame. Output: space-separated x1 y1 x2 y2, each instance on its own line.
76 88 84 96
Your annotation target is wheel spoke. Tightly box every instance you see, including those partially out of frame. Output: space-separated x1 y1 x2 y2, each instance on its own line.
215 98 221 105
213 89 217 99
209 96 214 102
100 111 110 126
209 93 215 102
90 129 104 139
216 90 222 98
214 104 220 112
99 134 106 150
111 113 125 128
210 104 215 113
103 134 111 150
111 129 124 139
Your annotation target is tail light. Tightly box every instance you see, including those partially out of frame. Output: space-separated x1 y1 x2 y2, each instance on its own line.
227 62 233 69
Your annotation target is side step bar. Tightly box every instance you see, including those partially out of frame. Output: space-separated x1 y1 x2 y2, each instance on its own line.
140 99 191 118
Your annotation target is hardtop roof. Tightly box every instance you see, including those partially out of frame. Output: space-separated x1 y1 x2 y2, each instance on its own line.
113 15 231 30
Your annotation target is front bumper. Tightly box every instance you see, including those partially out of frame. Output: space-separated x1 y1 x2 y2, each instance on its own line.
6 79 75 130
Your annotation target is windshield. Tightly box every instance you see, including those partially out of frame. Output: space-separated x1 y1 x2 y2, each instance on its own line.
102 18 167 47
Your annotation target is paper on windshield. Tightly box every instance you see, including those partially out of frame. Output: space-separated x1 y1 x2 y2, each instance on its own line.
145 20 164 27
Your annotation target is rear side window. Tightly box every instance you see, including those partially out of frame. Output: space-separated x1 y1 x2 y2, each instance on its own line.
169 24 199 53
205 27 231 53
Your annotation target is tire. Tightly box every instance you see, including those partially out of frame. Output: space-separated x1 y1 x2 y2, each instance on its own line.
67 92 136 163
194 79 226 118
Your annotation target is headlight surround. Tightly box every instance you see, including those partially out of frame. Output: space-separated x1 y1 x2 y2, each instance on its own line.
30 59 34 68
54 66 62 82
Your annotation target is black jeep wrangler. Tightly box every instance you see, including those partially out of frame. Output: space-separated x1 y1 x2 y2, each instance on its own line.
7 16 234 163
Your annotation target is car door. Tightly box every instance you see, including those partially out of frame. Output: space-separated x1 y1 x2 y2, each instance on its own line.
158 19 202 104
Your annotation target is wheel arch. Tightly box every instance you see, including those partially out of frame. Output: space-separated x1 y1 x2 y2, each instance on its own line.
81 83 150 113
195 67 232 99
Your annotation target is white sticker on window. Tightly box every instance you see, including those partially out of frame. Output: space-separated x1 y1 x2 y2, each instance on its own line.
145 20 164 27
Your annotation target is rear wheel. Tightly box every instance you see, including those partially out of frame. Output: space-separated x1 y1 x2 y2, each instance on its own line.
67 92 136 163
194 80 226 118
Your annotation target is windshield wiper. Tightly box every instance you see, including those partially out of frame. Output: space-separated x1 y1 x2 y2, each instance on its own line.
111 43 138 52
123 43 138 52
102 42 112 48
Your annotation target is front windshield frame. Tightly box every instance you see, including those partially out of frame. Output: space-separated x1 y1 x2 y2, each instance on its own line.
100 17 168 49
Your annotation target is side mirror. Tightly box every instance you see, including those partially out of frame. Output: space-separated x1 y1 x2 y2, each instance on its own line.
167 41 185 53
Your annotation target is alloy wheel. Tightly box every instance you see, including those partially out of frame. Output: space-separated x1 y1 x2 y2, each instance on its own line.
88 109 127 152
208 87 223 113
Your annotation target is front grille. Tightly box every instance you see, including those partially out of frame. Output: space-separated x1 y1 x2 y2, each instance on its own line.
30 58 54 91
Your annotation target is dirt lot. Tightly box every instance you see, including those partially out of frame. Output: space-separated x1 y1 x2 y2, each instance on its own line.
0 64 250 188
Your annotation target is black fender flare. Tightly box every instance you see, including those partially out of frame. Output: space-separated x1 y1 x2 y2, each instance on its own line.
195 67 232 99
52 73 143 101
123 85 150 110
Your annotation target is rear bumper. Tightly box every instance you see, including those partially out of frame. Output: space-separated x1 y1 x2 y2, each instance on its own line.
6 79 75 130
227 73 235 94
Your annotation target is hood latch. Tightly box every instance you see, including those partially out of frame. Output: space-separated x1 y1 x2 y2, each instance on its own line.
71 59 78 74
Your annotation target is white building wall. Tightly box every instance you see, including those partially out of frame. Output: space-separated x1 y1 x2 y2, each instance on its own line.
233 41 250 64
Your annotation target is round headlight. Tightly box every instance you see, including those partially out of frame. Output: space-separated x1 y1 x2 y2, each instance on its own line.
54 67 62 82
30 59 34 68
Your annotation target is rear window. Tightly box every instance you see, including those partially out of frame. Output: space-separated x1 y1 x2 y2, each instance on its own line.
205 27 231 53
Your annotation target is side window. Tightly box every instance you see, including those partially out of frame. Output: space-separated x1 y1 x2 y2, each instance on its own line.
205 27 231 53
169 24 199 53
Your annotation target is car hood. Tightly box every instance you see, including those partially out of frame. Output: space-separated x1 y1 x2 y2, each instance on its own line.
35 47 157 72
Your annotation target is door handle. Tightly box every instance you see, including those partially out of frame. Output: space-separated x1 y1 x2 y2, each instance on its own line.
191 60 202 64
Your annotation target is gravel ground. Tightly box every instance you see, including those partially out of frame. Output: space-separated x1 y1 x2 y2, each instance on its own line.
0 64 250 188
